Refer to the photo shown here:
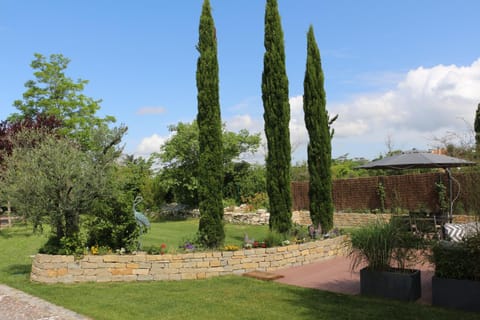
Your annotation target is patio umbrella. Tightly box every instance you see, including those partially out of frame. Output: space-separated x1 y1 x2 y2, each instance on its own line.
357 150 476 220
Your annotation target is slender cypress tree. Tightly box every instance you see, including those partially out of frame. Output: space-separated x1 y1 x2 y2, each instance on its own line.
475 103 480 154
262 0 292 234
303 25 333 231
196 0 224 247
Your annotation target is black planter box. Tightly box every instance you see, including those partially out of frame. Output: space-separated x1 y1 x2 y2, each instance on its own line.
360 267 421 301
432 276 480 312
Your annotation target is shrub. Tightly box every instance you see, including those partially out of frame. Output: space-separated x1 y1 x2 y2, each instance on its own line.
86 198 139 253
431 232 480 281
241 192 269 211
264 231 287 247
290 223 309 241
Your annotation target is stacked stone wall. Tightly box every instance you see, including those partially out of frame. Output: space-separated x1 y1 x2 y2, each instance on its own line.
31 236 348 284
225 210 476 228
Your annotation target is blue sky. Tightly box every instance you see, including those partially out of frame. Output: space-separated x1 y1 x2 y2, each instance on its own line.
1 1 480 162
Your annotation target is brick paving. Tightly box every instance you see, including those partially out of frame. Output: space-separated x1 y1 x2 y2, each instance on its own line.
273 256 434 305
0 285 90 320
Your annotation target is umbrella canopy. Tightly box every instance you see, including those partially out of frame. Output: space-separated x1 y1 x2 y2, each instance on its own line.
357 150 476 170
357 150 476 222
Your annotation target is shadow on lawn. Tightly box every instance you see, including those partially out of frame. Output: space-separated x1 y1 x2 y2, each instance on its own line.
0 230 12 239
4 264 31 276
0 225 36 239
279 285 477 320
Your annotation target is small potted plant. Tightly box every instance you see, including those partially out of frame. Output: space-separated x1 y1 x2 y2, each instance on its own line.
430 228 480 312
348 218 426 301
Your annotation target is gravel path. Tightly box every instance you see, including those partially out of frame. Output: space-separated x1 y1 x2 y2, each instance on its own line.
0 285 90 320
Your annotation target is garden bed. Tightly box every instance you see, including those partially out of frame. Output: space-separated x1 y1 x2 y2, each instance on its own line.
31 235 348 283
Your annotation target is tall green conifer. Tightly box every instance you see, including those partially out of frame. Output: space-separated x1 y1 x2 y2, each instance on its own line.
196 0 224 247
262 0 292 233
303 26 334 231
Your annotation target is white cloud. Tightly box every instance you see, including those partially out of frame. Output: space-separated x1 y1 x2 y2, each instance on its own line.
135 134 169 156
226 114 263 132
330 58 480 156
225 97 310 162
136 107 166 115
289 96 308 153
135 58 480 161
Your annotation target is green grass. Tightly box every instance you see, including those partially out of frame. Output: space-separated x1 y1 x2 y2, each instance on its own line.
1 222 480 320
141 219 269 251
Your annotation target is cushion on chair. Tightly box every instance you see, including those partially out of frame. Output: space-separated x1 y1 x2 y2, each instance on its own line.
444 222 480 242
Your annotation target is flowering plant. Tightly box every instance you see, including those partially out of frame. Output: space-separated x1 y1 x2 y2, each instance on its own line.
184 242 196 252
252 241 267 248
223 245 240 251
89 245 112 255
90 245 99 255
160 243 167 255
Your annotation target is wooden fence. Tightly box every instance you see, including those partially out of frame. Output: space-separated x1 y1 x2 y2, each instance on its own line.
292 172 480 214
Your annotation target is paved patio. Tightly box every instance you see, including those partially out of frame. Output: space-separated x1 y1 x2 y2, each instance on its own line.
0 285 90 320
273 256 434 305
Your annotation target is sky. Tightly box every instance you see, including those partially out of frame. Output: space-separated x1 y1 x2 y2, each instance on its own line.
1 0 480 162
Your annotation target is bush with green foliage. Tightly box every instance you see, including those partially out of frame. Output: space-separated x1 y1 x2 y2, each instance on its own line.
264 230 288 247
86 202 139 253
241 192 269 211
431 233 480 281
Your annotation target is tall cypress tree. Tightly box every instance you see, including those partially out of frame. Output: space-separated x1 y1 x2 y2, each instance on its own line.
475 103 480 154
303 25 333 231
196 0 224 247
262 0 292 234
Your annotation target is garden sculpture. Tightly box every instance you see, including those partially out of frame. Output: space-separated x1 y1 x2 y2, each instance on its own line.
133 196 150 250
133 195 150 233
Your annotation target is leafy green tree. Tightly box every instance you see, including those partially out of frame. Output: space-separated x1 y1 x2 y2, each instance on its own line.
291 161 310 182
475 103 480 154
223 162 267 203
303 26 334 231
1 127 137 254
157 122 200 206
156 121 260 207
196 0 224 247
117 155 154 202
10 53 115 149
262 0 292 233
2 133 97 253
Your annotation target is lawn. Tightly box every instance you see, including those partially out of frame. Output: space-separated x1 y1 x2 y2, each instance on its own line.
1 221 479 320
141 219 270 251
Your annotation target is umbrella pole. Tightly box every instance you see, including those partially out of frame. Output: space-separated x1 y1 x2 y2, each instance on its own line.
446 168 453 222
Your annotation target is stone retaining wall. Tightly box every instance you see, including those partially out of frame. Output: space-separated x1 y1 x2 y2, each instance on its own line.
224 211 392 228
30 235 348 284
225 210 477 228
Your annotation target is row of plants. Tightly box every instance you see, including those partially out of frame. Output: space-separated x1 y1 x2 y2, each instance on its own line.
78 223 344 256
347 217 480 312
